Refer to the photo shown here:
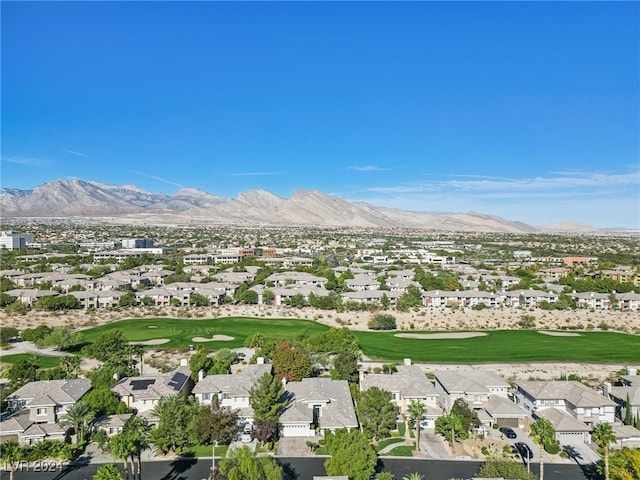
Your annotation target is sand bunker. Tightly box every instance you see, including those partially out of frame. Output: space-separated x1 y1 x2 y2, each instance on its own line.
130 338 170 345
192 335 235 342
147 325 158 328
538 331 581 337
395 332 488 340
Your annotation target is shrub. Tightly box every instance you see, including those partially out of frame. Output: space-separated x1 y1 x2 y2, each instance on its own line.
368 313 397 330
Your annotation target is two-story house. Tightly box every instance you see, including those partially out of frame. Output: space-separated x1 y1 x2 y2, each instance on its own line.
434 370 510 411
192 362 273 423
360 363 440 428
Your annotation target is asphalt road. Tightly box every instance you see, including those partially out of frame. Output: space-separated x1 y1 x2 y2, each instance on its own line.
5 457 590 480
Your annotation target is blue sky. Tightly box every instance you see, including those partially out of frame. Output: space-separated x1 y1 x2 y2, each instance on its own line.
2 1 638 228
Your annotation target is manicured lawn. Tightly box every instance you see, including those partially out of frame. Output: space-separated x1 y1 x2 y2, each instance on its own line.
77 317 329 349
182 443 229 458
375 437 405 452
76 317 640 363
0 353 62 369
355 329 640 363
385 445 415 456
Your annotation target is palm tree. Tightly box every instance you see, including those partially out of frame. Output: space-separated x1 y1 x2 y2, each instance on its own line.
60 355 81 379
530 417 556 480
407 400 426 452
435 413 463 452
592 422 617 480
93 463 124 480
0 440 24 480
402 473 424 480
60 400 95 444
124 416 151 480
110 432 134 480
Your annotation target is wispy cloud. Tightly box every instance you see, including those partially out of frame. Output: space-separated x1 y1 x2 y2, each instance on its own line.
63 149 91 158
363 171 640 196
130 170 184 188
1 155 53 168
347 165 391 172
226 171 281 177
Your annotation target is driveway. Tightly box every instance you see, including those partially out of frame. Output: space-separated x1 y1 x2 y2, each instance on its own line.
420 429 451 459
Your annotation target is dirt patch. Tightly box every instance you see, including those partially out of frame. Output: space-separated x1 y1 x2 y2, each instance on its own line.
192 335 235 342
129 338 171 345
394 332 489 340
538 331 581 337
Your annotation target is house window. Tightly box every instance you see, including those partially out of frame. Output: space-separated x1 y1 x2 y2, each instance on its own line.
202 393 210 401
37 408 47 415
221 392 230 400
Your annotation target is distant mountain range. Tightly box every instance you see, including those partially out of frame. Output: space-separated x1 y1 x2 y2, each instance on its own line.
0 179 597 233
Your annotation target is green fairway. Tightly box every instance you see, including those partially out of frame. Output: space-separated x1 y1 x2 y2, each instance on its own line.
354 329 640 363
76 317 640 364
77 317 329 349
0 354 63 369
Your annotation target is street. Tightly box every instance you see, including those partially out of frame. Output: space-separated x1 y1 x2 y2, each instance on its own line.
5 457 590 480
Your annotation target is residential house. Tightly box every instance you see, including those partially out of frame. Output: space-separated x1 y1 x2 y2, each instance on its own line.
433 370 510 411
340 290 403 306
264 272 327 288
111 366 192 416
91 413 133 437
617 292 640 311
503 289 558 308
573 292 611 310
1 378 92 445
535 407 592 445
344 275 381 291
70 290 124 309
280 378 358 437
514 381 616 427
610 424 640 449
605 381 640 423
360 362 440 428
4 289 59 308
192 362 272 423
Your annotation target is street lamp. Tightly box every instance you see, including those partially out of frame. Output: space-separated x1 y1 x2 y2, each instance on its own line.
210 440 218 479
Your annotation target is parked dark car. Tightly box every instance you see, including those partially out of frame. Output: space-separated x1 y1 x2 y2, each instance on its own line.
499 426 517 439
515 441 534 459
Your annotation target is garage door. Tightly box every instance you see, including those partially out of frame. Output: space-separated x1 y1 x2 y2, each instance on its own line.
496 418 520 428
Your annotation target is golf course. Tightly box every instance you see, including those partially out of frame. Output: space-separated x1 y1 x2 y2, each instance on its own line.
75 317 640 364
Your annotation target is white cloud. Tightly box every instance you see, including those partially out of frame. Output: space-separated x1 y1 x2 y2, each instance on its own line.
130 170 184 188
63 149 91 158
1 155 53 168
346 165 391 172
226 171 282 177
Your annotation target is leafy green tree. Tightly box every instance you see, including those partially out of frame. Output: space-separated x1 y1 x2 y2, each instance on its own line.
240 289 258 304
150 396 200 455
272 341 311 382
118 292 136 307
356 387 399 441
593 422 617 480
189 292 210 306
0 326 18 343
451 397 481 432
435 413 464 449
0 292 14 307
310 327 360 354
4 300 28 315
20 324 52 343
330 350 359 384
606 447 640 480
189 347 213 381
38 326 80 351
217 445 283 480
530 417 556 480
0 440 25 480
197 397 239 446
93 464 124 480
7 355 39 385
249 372 285 421
407 400 426 451
60 355 82 379
35 294 78 311
475 458 536 480
82 386 127 417
323 429 377 480
60 400 95 444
